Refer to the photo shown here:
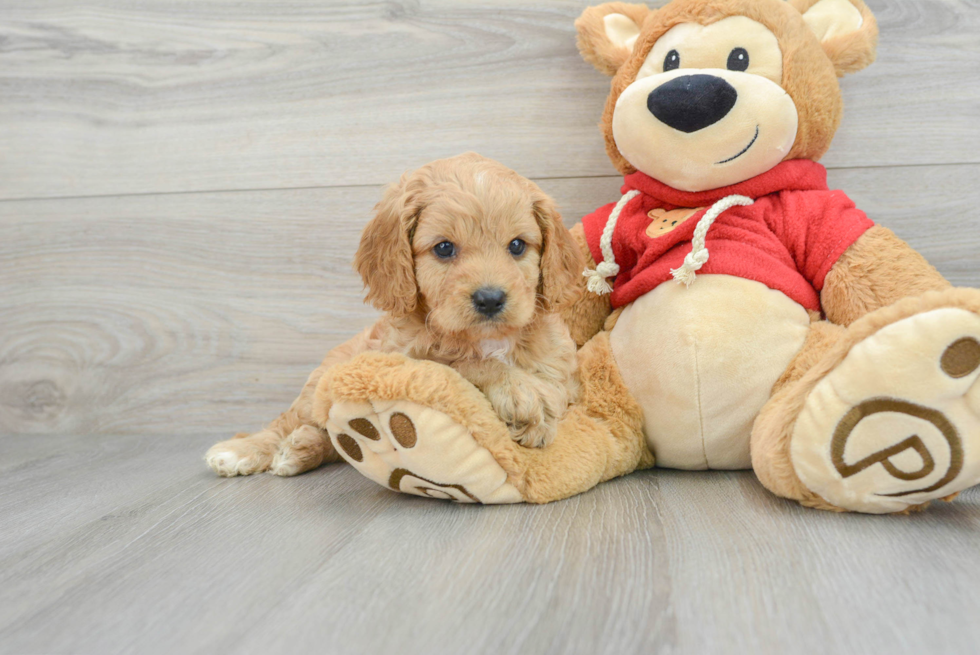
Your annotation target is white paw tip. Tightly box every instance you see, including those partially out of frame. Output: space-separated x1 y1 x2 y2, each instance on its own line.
205 451 235 473
207 451 257 477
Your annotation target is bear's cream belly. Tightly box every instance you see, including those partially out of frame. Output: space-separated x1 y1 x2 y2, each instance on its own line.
609 275 811 470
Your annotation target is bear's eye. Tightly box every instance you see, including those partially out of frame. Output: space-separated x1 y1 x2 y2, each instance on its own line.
727 47 749 72
663 49 680 72
433 241 456 259
508 238 526 256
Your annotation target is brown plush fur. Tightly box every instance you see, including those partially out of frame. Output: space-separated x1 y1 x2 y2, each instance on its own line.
575 0 876 175
750 288 980 510
751 319 846 510
575 2 654 76
206 153 583 476
321 331 653 503
788 0 878 76
821 225 951 326
560 223 613 347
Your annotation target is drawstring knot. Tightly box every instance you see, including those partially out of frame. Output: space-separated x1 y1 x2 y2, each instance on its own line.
669 194 754 286
583 261 620 295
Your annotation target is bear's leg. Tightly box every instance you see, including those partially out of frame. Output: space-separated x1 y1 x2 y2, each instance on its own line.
752 320 848 511
752 289 980 513
318 332 652 504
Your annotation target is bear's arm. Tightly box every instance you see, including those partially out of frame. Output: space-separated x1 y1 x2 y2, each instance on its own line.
820 225 951 326
560 223 613 347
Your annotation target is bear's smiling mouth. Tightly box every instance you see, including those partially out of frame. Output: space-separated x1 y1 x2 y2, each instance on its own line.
715 125 760 165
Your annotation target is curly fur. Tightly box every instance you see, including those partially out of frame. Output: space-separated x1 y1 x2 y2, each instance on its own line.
206 153 584 476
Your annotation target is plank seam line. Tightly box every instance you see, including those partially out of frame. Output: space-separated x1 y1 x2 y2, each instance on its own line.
0 161 977 204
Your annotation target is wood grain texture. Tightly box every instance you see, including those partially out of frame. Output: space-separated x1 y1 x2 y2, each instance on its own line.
0 0 978 200
3 164 979 438
1 433 979 654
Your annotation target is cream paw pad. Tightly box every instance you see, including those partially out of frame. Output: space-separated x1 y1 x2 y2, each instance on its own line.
791 307 980 513
326 399 522 504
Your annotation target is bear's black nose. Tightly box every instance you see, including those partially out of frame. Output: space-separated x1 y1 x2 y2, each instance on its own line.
472 287 507 317
647 74 737 133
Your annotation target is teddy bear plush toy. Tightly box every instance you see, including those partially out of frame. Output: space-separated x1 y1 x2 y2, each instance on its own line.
316 0 980 513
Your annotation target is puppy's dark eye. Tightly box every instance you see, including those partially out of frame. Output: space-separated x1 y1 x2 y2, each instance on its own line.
664 49 680 72
433 241 456 259
508 238 526 256
727 47 749 72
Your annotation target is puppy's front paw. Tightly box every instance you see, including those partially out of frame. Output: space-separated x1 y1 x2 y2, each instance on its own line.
516 420 556 449
205 433 276 477
486 380 549 448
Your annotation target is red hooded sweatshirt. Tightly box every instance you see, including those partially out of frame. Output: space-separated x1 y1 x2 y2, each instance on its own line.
582 160 874 312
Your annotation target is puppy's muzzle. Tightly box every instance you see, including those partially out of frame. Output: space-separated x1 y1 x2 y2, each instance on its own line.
647 74 737 133
472 287 507 318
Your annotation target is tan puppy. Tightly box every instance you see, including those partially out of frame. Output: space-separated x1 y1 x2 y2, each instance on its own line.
206 153 583 477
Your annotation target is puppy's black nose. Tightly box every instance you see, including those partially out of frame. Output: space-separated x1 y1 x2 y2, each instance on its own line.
472 287 507 317
647 74 737 133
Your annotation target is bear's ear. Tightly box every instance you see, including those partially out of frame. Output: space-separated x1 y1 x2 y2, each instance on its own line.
575 3 653 76
791 0 878 76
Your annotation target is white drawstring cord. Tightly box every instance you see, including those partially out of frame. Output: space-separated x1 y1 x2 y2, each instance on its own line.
584 190 755 295
583 189 640 295
670 194 753 286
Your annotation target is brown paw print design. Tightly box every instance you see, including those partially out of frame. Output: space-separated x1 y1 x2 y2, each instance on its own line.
326 400 523 504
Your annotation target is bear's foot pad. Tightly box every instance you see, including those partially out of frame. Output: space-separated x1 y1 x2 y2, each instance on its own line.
327 399 523 504
792 307 980 513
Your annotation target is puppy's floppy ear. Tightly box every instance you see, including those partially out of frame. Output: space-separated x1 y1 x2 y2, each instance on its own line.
354 176 419 316
790 0 878 76
532 191 584 311
576 3 652 76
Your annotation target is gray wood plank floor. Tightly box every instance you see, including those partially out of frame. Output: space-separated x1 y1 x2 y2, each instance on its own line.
2 0 980 653
3 434 980 655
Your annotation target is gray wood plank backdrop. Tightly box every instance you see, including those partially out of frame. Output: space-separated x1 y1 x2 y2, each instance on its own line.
1 1 980 654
